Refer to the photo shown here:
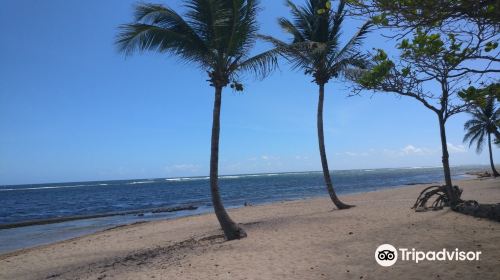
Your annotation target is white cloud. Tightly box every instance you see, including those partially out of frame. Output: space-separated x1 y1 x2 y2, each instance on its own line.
401 145 422 154
447 143 466 153
399 145 434 156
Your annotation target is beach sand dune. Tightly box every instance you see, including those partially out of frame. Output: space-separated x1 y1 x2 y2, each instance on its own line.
1 178 499 280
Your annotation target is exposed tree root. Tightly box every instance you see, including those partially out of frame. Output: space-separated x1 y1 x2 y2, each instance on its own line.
412 185 500 222
412 185 462 211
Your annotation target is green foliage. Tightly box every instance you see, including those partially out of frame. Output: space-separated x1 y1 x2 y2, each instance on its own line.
358 49 394 88
401 67 410 77
395 28 474 68
373 49 387 61
371 13 388 26
398 29 444 57
351 0 500 28
358 60 394 87
355 27 480 113
459 83 500 107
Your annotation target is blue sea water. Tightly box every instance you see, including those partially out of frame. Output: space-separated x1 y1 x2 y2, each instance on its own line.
0 166 482 253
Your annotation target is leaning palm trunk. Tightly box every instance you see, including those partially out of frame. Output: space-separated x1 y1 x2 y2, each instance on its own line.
317 84 352 209
117 1 278 240
210 87 246 240
487 133 500 177
262 0 371 210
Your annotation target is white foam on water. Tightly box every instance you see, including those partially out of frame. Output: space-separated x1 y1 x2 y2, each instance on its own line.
165 177 209 182
0 184 92 192
127 181 153 185
221 175 242 179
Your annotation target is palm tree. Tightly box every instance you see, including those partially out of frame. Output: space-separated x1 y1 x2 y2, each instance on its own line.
463 97 500 177
116 0 277 240
261 0 370 209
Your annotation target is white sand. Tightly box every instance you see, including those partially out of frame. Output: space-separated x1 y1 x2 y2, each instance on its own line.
1 178 499 280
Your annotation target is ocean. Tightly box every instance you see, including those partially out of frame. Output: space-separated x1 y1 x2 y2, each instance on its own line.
0 166 481 253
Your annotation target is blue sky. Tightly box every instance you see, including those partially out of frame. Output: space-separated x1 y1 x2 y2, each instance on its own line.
0 0 497 185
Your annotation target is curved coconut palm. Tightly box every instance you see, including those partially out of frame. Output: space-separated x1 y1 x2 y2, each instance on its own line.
463 97 500 177
261 0 371 209
116 0 278 240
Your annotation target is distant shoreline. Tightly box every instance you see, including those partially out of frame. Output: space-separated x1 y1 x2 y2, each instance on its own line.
0 165 487 188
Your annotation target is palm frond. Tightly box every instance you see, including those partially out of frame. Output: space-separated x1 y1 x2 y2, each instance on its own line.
278 18 305 43
328 0 346 42
475 132 486 153
116 3 209 64
334 20 371 60
463 119 483 130
285 0 313 40
237 48 280 79
116 23 207 64
221 0 260 58
327 20 372 75
185 0 224 48
259 35 313 71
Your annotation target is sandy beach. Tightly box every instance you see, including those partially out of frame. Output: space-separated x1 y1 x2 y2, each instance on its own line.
1 177 499 280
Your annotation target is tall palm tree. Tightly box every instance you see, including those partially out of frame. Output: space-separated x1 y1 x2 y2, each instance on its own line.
261 0 371 209
116 0 277 240
463 97 500 177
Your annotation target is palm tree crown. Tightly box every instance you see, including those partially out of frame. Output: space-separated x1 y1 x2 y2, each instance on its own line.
116 0 277 89
464 97 499 153
262 0 371 85
464 97 500 176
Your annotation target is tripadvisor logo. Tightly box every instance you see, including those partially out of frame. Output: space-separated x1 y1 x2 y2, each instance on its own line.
375 244 398 267
375 244 482 267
